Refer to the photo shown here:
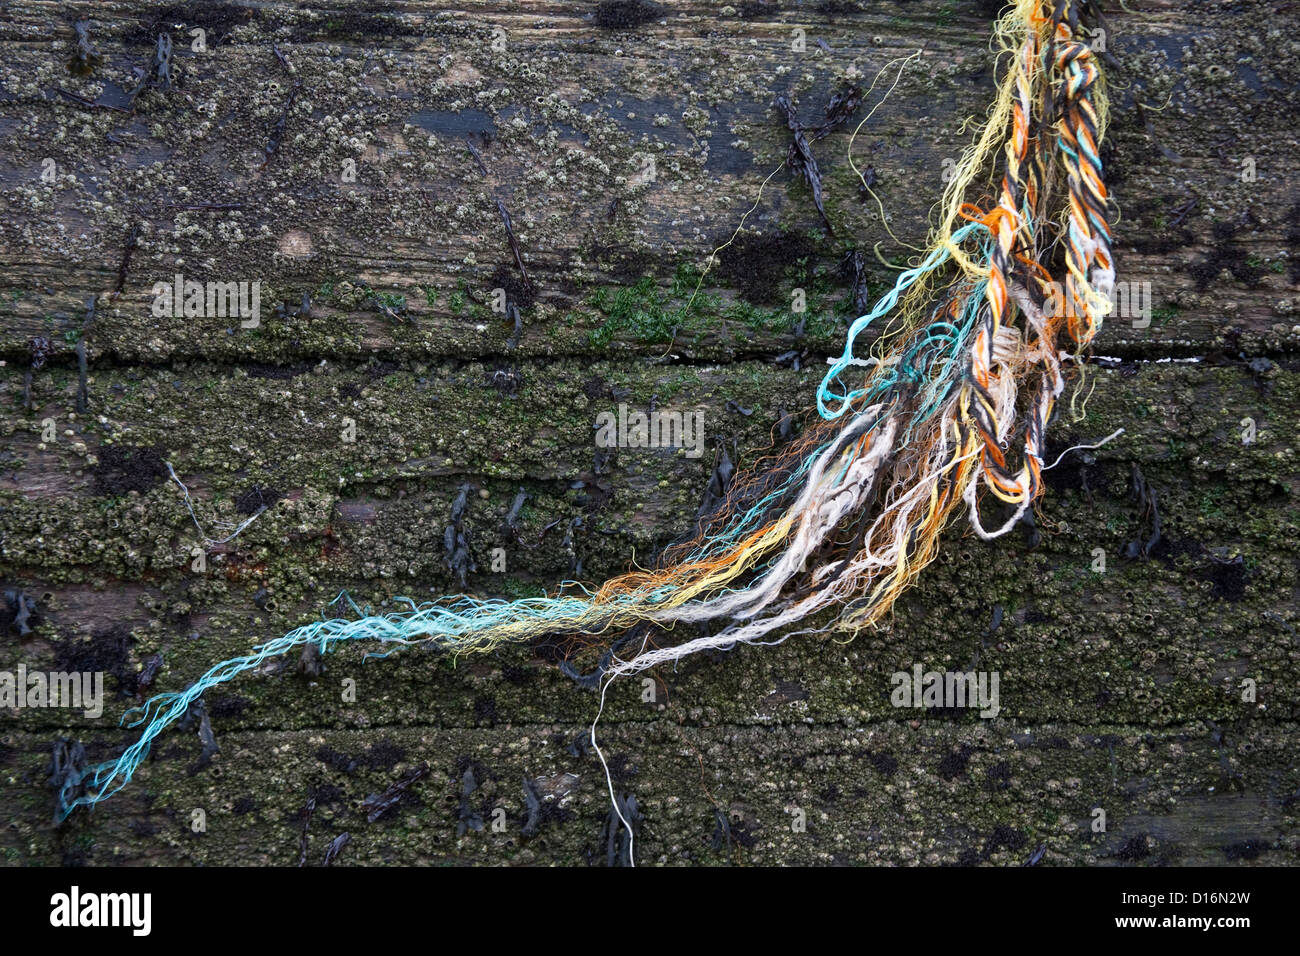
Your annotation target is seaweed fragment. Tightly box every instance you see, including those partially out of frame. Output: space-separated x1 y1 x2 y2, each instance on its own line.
694 444 734 531
48 738 88 824
321 831 350 865
1168 197 1197 227
137 653 164 693
55 88 129 114
271 41 295 75
455 766 483 834
2 588 40 637
298 640 322 677
776 95 832 233
297 795 316 867
69 20 102 76
1188 214 1266 292
443 484 477 588
505 302 523 351
362 762 429 823
28 336 54 370
857 165 879 201
1206 720 1245 793
567 732 591 758
502 488 528 540
520 777 542 837
604 792 641 867
775 85 863 235
519 775 572 837
1121 463 1161 560
494 199 533 293
261 80 303 168
1201 553 1246 602
75 339 89 413
810 85 864 141
711 808 732 857
484 365 521 396
179 698 220 773
129 33 174 102
464 137 488 176
776 407 796 441
316 740 406 775
22 336 53 411
841 248 872 315
114 223 140 296
236 484 281 516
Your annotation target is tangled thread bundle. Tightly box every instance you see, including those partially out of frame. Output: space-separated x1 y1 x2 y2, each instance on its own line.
64 0 1113 817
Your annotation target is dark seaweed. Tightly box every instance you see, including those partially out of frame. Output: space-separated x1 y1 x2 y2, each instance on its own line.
297 795 316 867
321 831 350 865
1121 463 1161 560
2 588 39 637
443 484 477 588
603 792 642 867
776 95 833 233
455 765 484 834
69 20 102 76
48 738 88 822
362 762 429 823
261 80 303 168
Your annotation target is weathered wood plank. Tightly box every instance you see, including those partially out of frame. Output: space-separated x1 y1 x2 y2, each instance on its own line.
3 720 1297 866
0 0 1296 366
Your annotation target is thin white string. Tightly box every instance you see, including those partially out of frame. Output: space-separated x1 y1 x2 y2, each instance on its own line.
590 626 651 868
1041 428 1125 471
167 462 268 546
